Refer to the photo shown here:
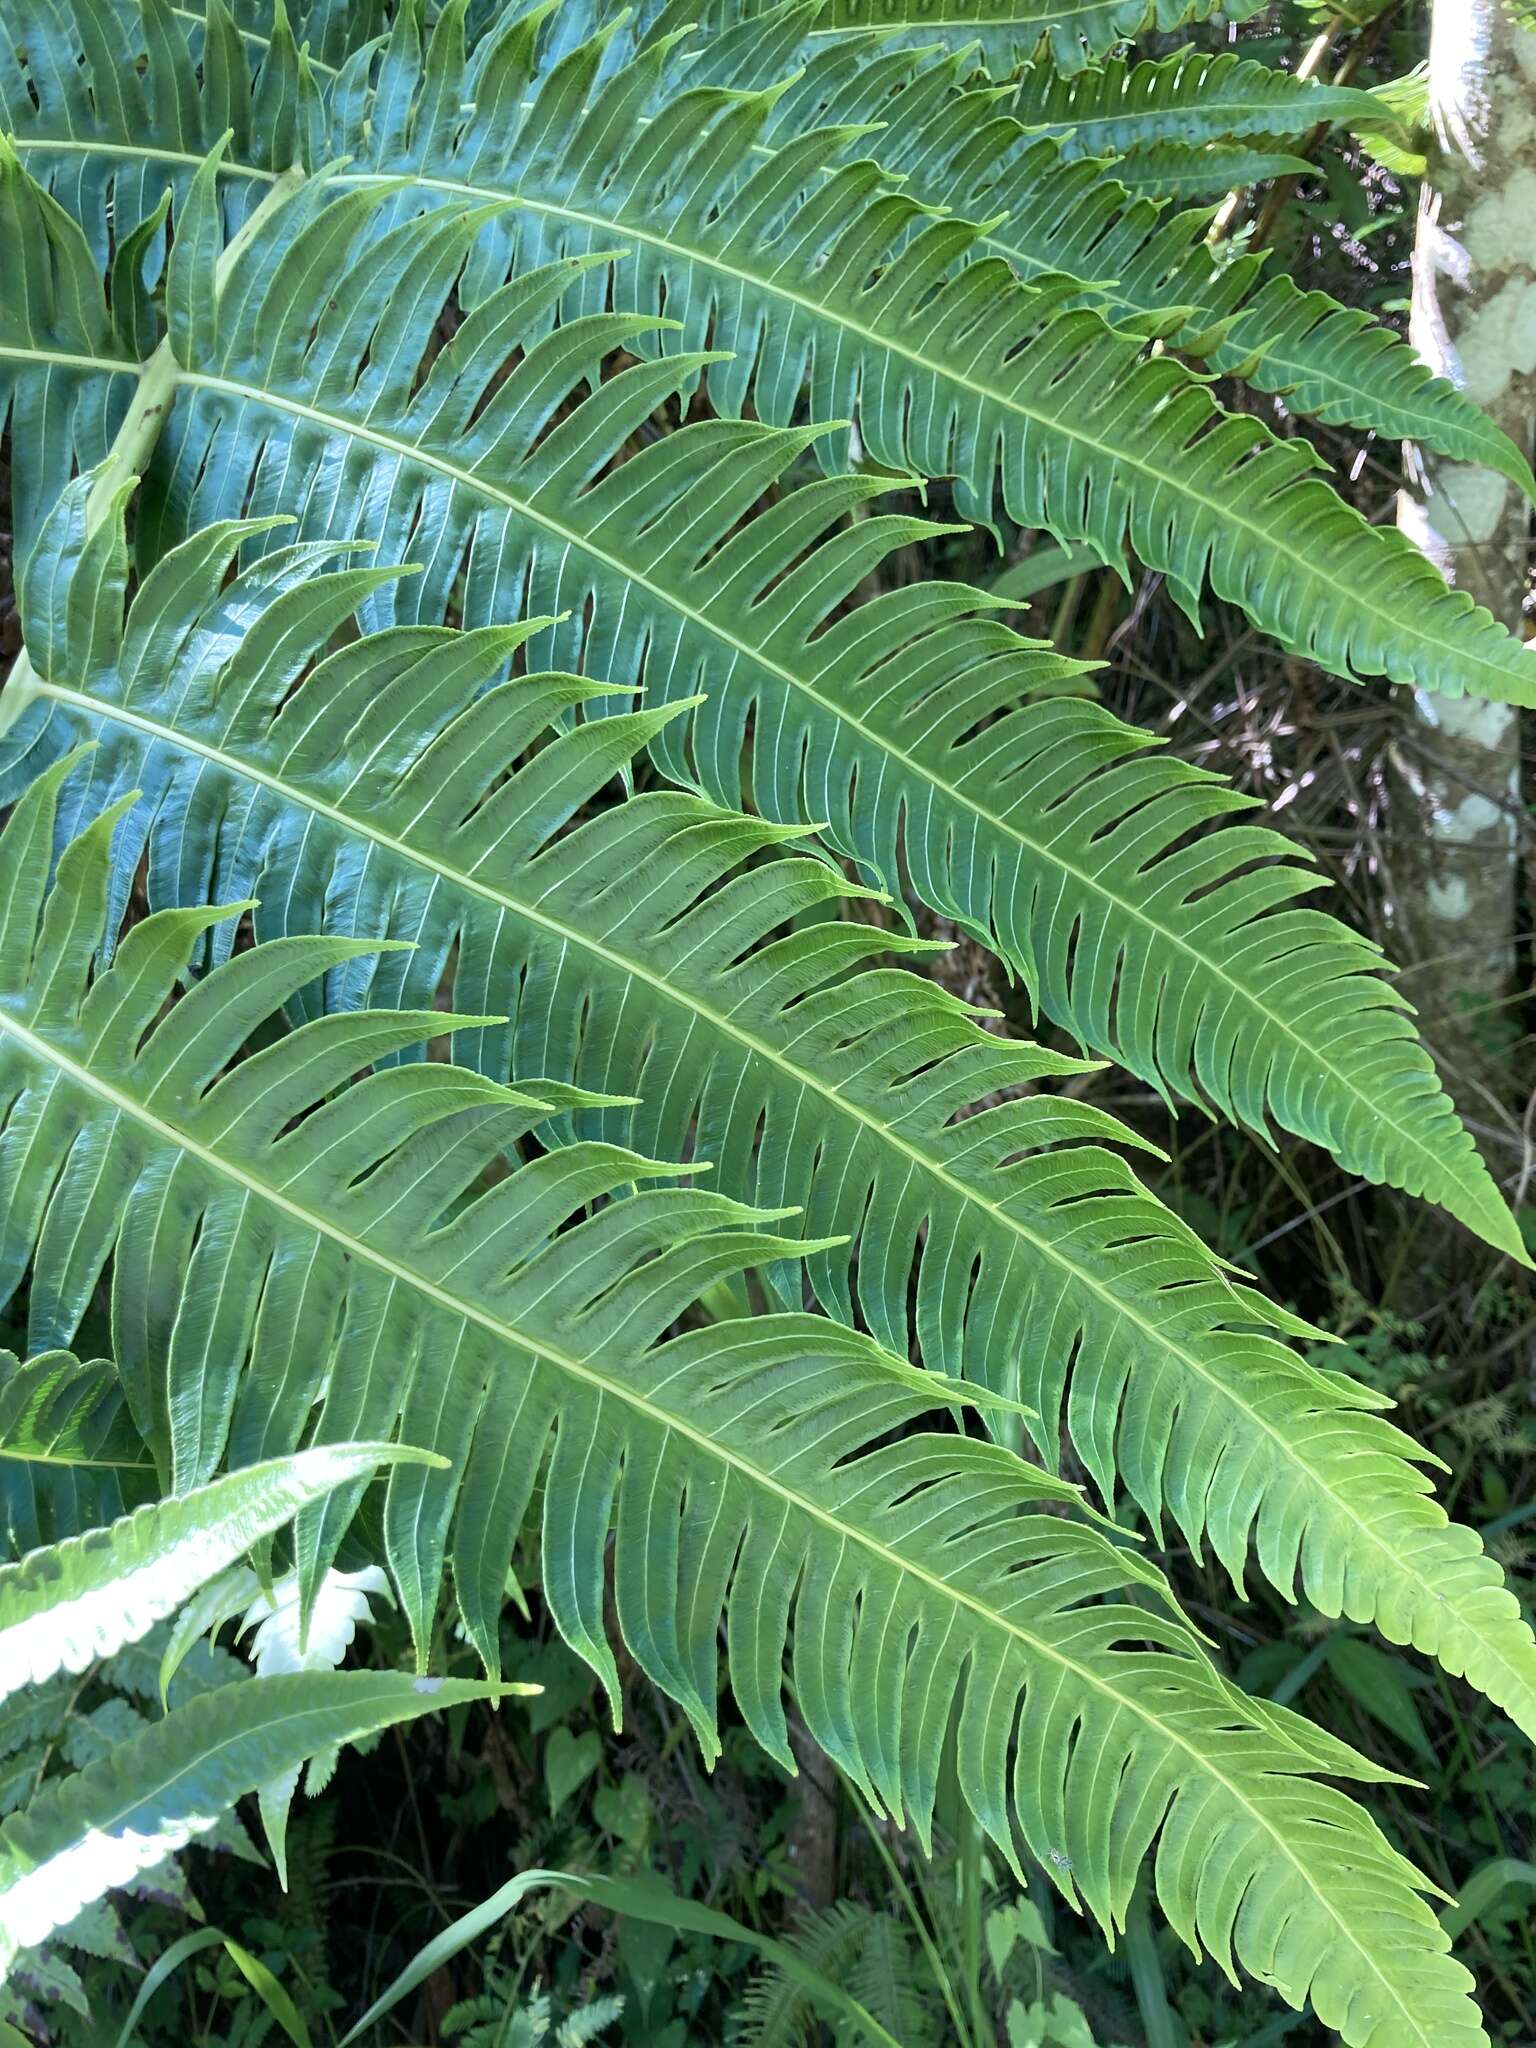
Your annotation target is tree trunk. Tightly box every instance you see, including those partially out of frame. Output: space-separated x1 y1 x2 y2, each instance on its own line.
1391 4 1534 1072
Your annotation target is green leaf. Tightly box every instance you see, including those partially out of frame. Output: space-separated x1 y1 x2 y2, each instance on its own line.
987 542 1111 601
1008 45 1392 155
545 1726 601 1815
222 1939 314 2048
0 1349 152 1557
11 491 1536 1768
1326 1638 1435 1761
0 760 1487 2046
0 1441 440 1702
1440 1860 1536 1942
1109 141 1311 199
341 1866 917 2048
0 1672 508 1972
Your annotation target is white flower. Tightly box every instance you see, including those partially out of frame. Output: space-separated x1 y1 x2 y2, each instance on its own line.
241 1566 391 1677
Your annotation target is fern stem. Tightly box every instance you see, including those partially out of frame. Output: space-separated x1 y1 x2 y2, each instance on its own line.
213 159 308 293
848 1796 976 2048
2 162 309 729
81 338 181 535
0 335 180 733
83 161 306 540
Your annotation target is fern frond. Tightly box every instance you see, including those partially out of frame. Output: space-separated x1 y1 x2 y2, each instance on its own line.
9 491 1536 1752
0 755 1496 2047
5 10 1533 674
0 1445 430 1701
3 148 1524 1255
817 43 1535 487
0 1352 151 1556
1008 45 1389 155
1109 142 1311 198
318 17 1536 679
733 1901 888 2048
0 1673 500 1971
0 0 324 268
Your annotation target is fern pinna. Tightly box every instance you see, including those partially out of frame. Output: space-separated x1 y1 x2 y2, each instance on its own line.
0 1 1533 2042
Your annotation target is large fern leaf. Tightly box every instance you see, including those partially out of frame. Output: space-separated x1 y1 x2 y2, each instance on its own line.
5 5 1534 689
786 38 1535 485
9 486 1536 1755
8 0 1523 485
0 151 1526 1254
0 756 1488 2046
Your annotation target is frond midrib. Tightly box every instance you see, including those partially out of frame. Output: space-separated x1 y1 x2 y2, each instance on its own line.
20 662 1511 1690
0 345 137 380
0 997 1414 2017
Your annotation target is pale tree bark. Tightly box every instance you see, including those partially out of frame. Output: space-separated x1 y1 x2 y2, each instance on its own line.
1392 1 1535 1065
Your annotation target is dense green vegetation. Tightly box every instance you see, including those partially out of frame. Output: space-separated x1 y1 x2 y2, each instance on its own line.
0 1 1534 2043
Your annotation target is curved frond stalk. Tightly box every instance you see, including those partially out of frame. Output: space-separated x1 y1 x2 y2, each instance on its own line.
0 149 1524 1252
0 759 1487 2046
1007 44 1390 155
0 1443 433 1701
9 497 1536 1753
0 1673 505 1973
0 1351 152 1556
6 7 1535 660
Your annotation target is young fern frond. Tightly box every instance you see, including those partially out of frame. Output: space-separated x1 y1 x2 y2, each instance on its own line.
734 1901 938 2048
0 1673 501 1971
0 760 1487 2048
0 1446 429 1701
9 480 1536 1751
